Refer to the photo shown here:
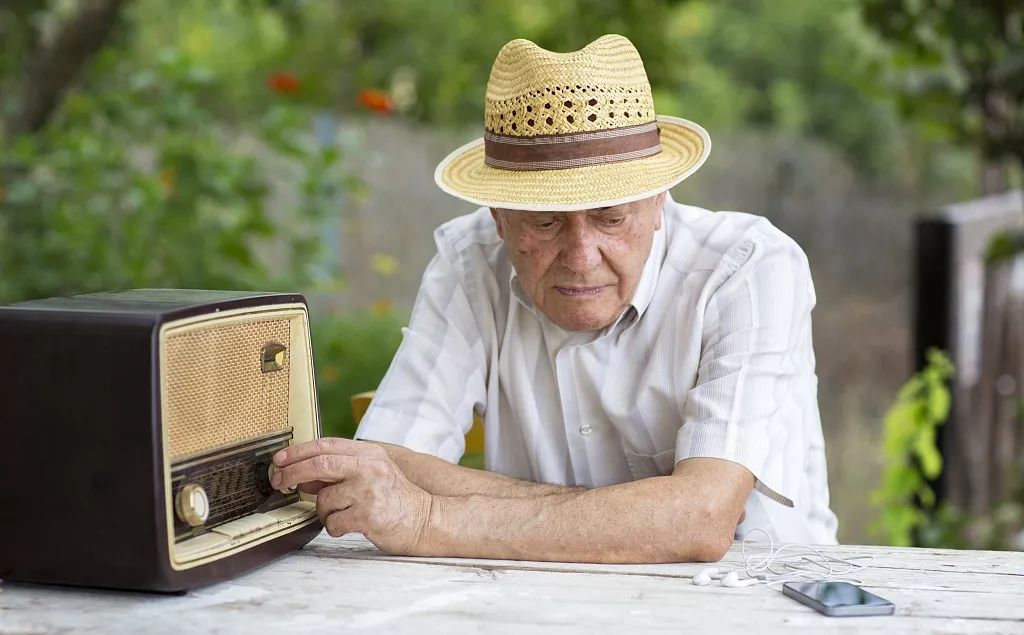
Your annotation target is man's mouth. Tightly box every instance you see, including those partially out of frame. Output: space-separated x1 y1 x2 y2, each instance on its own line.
554 285 606 297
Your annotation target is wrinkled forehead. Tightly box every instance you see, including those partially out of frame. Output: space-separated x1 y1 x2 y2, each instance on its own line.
494 194 661 217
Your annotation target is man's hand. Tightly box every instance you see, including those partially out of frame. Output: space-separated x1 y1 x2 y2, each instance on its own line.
271 438 433 555
274 438 752 563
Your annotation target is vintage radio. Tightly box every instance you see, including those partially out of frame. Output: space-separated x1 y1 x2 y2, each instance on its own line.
0 289 323 592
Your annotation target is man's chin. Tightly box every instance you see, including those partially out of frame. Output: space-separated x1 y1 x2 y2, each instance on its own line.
546 310 617 332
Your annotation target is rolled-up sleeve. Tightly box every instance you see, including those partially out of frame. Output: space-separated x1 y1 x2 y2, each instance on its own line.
354 238 487 463
675 235 818 508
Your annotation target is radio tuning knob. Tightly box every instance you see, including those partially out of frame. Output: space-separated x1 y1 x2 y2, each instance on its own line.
267 463 297 495
175 483 210 527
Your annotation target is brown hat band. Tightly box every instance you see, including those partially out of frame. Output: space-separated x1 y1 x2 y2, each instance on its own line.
483 121 661 171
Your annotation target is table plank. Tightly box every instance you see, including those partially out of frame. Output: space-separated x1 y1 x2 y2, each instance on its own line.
2 533 1022 634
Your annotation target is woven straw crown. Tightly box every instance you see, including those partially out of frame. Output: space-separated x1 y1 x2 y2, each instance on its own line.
484 35 657 137
434 34 710 211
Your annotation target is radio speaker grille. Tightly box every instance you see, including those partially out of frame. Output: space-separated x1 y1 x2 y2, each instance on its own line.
165 319 291 460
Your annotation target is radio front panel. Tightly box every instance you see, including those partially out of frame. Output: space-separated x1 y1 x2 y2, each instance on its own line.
158 304 320 570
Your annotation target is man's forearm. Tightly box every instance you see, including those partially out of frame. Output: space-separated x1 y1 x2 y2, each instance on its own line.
370 441 585 498
412 458 752 564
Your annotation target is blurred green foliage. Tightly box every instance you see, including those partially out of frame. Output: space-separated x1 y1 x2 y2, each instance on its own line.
985 230 1024 265
3 0 963 452
119 0 969 178
917 491 1024 552
871 348 952 546
859 1 1023 549
0 1 368 440
0 45 348 303
861 0 1024 171
311 309 406 439
873 350 1024 550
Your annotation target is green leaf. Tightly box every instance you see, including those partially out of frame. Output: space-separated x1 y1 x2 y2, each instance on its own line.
985 231 1024 265
914 426 943 479
927 384 951 422
918 483 935 508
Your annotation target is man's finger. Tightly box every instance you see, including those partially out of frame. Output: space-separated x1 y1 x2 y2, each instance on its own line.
272 454 356 490
323 508 358 538
316 483 356 525
273 437 363 467
297 480 330 495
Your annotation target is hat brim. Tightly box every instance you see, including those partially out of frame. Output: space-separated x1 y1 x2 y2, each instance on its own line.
434 115 710 212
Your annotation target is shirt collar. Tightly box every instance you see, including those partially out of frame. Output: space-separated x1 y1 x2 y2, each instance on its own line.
509 266 534 313
605 195 669 332
620 215 666 327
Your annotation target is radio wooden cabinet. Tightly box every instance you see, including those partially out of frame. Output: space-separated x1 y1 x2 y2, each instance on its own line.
0 290 323 592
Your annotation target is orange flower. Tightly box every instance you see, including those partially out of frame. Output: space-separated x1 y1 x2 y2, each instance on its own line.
357 89 393 114
159 168 176 195
267 71 301 95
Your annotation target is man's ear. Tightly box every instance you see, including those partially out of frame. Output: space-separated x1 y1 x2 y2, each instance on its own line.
490 208 505 239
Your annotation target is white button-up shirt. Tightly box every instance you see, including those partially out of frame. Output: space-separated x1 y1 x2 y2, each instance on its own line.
355 193 839 545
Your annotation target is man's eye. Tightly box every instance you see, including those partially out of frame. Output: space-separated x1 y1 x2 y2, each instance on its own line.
600 216 626 226
532 219 557 229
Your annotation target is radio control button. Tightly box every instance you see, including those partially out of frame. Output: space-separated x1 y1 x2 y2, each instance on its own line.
175 483 210 527
267 463 297 495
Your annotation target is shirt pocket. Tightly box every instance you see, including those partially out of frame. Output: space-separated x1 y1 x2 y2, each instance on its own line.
624 448 678 480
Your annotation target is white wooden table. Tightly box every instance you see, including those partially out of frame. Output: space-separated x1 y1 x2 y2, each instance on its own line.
3 532 1023 634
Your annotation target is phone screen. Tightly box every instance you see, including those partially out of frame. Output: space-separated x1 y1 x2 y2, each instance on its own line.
785 581 891 609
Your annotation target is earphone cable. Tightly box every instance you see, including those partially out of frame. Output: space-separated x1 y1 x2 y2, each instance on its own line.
739 528 874 589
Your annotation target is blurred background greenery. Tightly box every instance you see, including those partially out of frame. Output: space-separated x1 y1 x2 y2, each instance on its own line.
1 0 1021 548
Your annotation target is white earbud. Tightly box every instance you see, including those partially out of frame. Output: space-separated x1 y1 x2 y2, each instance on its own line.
692 567 719 586
720 571 758 588
693 527 877 591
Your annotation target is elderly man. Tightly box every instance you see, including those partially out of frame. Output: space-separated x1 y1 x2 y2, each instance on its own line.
270 34 839 562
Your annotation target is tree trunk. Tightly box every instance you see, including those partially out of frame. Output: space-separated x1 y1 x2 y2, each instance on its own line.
5 0 127 136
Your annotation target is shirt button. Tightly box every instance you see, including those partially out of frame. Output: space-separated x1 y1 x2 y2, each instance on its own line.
579 424 593 436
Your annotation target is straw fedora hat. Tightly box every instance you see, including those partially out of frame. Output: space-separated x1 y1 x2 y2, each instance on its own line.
434 34 710 212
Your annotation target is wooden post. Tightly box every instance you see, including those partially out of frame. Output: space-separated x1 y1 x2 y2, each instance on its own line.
973 255 1024 512
913 189 1023 511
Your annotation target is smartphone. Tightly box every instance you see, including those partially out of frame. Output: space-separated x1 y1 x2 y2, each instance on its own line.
782 581 895 617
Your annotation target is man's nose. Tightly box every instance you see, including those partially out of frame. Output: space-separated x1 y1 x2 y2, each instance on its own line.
559 223 602 273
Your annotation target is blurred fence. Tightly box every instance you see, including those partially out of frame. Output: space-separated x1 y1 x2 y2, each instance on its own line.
915 190 1024 515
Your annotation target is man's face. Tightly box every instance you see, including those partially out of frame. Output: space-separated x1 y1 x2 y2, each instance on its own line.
490 192 664 331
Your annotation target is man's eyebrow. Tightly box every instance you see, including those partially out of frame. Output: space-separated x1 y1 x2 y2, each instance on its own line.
593 206 633 215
